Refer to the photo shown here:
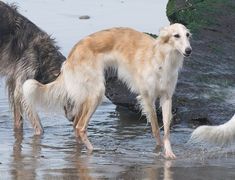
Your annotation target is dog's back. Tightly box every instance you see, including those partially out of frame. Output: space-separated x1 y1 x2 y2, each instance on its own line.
68 28 155 62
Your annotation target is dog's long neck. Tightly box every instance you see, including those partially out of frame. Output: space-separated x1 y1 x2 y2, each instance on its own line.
151 41 184 99
154 41 184 72
166 50 184 71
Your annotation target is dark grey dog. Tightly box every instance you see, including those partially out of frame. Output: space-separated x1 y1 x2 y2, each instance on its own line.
0 2 67 130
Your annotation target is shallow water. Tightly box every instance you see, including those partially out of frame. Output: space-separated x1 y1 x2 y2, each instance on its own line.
1 79 235 180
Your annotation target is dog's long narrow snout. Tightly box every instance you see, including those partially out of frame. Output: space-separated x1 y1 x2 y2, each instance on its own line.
184 47 192 57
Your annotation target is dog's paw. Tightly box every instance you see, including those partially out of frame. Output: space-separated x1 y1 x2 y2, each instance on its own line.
164 150 176 159
34 127 44 136
163 138 176 159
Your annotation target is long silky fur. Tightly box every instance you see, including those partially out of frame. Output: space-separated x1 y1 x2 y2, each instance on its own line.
23 62 90 119
0 2 65 124
23 76 68 112
190 114 235 146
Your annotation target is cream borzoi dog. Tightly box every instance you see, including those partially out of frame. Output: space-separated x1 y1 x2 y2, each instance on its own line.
23 23 192 159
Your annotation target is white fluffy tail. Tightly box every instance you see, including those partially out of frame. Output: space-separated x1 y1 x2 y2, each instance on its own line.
23 77 67 112
190 114 235 146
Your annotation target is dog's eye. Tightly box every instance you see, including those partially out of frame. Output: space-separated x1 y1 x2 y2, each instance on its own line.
174 34 180 38
186 33 190 37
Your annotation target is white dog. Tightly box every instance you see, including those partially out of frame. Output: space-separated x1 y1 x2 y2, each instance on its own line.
23 23 192 159
190 114 235 146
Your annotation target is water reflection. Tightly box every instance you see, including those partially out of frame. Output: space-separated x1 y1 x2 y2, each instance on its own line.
11 129 41 180
164 161 173 180
2 101 235 179
11 129 24 180
8 105 178 180
59 142 93 180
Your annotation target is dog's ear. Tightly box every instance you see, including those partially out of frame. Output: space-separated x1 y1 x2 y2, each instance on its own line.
159 26 170 43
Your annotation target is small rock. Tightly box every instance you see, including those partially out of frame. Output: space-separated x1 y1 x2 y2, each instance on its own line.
79 15 90 20
189 117 211 128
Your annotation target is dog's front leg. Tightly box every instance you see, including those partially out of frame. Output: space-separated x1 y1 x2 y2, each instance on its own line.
161 98 176 159
139 94 162 146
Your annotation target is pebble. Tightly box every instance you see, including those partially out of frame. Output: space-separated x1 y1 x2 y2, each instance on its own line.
79 15 90 20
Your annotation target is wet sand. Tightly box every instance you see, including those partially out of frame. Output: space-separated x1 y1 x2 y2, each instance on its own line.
1 79 235 179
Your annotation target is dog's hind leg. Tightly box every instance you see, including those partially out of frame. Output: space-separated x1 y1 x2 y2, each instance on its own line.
23 100 43 135
161 98 176 159
7 79 24 129
73 90 104 151
13 101 23 129
27 108 43 135
138 93 162 146
13 85 24 129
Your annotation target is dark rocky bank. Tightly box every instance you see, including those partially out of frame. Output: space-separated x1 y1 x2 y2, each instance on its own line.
105 0 235 127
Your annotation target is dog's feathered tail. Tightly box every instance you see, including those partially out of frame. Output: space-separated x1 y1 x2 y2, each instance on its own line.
22 75 68 113
190 114 235 146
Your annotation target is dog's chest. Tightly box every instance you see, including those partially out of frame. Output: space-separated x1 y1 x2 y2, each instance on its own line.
153 60 180 96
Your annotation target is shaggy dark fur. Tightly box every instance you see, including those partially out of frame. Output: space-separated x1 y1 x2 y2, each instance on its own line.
0 2 66 128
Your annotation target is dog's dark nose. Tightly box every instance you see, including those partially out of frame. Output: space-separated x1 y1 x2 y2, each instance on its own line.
185 47 192 55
